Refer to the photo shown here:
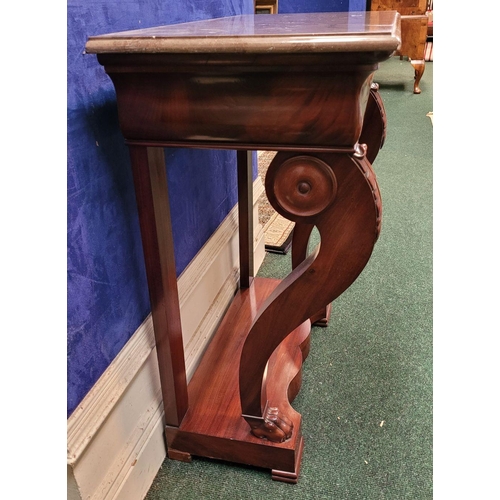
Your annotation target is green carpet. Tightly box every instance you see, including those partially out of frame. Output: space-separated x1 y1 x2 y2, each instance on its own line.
145 57 433 500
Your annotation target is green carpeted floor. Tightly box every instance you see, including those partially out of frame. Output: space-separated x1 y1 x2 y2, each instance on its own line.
145 56 433 500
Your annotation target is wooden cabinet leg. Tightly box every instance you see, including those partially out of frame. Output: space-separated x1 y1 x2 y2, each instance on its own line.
237 150 254 289
411 59 425 94
128 145 188 428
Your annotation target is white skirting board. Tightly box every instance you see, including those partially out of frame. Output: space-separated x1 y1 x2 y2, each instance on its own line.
67 177 265 500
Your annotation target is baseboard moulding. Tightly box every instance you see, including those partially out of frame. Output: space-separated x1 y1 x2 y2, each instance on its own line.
67 177 265 500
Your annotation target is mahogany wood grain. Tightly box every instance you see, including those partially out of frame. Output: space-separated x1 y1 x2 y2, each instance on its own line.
128 146 188 427
291 223 315 272
237 151 254 289
166 277 309 480
290 222 332 327
239 150 382 430
86 13 400 482
290 83 387 327
98 66 378 149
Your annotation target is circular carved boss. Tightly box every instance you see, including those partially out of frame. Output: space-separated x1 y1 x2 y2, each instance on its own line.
265 155 338 221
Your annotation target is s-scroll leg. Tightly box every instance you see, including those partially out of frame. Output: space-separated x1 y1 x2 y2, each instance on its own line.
360 82 387 164
239 149 382 441
290 83 386 327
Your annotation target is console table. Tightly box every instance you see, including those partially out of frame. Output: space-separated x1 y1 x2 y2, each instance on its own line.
85 11 401 483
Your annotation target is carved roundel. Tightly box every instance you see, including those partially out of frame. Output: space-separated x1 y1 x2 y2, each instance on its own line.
266 155 338 220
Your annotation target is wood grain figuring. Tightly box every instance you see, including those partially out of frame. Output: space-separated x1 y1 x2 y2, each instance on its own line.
166 277 309 476
397 15 428 59
289 82 387 328
291 220 333 328
239 150 382 427
90 13 401 149
104 69 375 148
90 12 400 151
370 0 426 16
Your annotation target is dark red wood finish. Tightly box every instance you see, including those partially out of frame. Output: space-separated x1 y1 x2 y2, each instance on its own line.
128 146 188 426
85 12 400 482
239 150 382 433
98 53 377 150
237 150 254 289
291 82 388 327
166 278 308 482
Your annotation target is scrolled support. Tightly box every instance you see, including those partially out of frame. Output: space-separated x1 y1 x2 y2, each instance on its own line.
239 150 382 440
360 82 388 165
291 83 387 326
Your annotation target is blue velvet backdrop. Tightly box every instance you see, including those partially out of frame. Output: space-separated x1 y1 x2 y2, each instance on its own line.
279 0 366 13
67 0 367 419
67 0 253 418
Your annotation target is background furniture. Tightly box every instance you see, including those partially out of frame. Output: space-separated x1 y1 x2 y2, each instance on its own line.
370 0 428 93
425 0 433 61
255 0 278 14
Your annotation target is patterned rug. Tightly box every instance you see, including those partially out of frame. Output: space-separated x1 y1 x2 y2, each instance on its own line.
257 151 295 254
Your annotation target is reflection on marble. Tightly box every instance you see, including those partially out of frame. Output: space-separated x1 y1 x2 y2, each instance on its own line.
86 12 401 54
88 12 398 39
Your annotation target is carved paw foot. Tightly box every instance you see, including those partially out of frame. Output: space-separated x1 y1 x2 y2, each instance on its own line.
250 407 293 443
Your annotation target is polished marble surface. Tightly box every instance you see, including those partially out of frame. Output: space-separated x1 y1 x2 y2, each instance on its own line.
86 12 401 53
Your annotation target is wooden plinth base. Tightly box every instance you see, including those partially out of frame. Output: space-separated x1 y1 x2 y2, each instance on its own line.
166 277 310 482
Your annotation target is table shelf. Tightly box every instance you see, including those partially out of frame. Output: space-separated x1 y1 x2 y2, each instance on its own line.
166 277 309 481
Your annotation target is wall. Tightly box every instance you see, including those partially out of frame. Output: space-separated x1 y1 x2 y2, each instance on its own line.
278 0 366 13
67 0 254 418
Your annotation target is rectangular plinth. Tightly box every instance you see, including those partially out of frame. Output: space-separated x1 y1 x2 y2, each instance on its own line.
166 277 310 478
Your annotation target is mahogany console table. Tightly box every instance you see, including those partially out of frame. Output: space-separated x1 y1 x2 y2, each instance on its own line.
85 11 401 484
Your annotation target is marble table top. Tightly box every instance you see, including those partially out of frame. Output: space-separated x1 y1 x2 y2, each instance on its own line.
85 12 401 54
